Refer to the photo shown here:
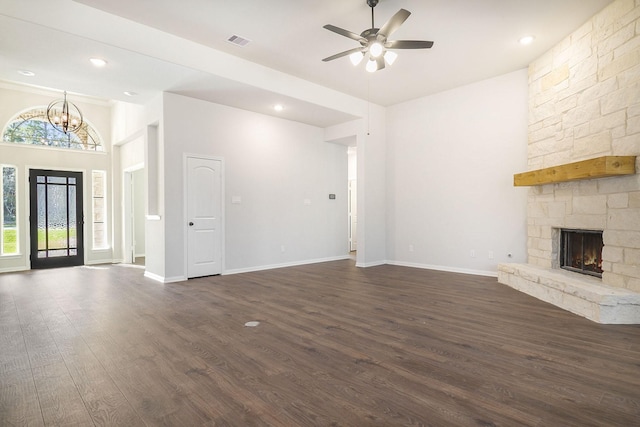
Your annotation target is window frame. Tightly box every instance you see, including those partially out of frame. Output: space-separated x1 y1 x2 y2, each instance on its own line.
2 106 104 152
92 170 109 250
1 164 19 256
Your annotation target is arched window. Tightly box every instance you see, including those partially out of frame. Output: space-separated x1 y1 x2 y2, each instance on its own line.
2 107 103 151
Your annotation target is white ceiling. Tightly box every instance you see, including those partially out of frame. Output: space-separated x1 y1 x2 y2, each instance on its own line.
0 0 613 127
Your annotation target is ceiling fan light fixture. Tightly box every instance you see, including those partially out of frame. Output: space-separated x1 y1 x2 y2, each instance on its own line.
384 50 398 65
369 42 384 58
322 1 433 73
365 59 378 73
349 51 365 66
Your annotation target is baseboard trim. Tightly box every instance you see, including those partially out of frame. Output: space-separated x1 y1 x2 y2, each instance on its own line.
224 255 351 275
355 260 387 268
85 259 116 266
385 260 497 278
0 265 29 274
143 271 186 283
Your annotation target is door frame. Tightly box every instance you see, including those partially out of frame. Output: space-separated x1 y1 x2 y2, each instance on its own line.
348 179 357 252
28 168 85 269
183 154 225 277
122 163 144 264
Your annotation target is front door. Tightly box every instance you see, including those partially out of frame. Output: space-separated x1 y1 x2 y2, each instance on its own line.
29 169 84 269
186 157 222 278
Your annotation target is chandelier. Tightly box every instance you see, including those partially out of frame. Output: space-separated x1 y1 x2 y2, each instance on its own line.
46 91 83 134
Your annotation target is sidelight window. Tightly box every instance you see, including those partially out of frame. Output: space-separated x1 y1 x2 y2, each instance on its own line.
1 165 18 255
92 170 108 249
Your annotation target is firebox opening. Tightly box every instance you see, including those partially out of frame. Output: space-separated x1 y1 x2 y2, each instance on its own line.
560 229 603 278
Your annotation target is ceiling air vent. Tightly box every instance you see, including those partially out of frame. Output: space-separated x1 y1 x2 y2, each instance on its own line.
227 35 251 47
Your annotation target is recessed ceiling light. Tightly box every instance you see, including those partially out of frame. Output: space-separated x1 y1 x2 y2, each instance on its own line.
123 91 138 97
18 70 35 77
274 104 284 112
519 35 535 45
89 57 108 67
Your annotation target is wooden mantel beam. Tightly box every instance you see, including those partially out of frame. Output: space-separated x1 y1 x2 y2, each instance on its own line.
514 156 636 186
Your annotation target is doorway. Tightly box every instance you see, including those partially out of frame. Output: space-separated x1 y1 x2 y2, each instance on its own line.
123 167 146 265
349 179 357 252
347 146 357 254
29 169 84 269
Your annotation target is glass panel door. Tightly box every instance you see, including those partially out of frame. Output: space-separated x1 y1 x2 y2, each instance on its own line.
29 169 84 269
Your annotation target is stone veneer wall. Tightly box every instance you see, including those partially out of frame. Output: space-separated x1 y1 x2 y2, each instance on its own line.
527 0 640 292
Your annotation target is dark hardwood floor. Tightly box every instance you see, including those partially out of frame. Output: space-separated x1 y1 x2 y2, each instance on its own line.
1 260 639 426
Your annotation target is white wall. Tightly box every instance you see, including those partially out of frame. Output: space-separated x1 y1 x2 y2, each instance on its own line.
118 136 144 171
386 69 529 276
161 92 349 279
348 147 357 181
358 105 387 266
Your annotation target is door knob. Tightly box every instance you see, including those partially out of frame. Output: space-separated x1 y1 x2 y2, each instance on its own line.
188 222 194 226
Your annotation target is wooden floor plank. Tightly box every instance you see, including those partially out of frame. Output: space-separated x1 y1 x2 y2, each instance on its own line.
31 362 95 426
1 261 639 426
0 368 44 426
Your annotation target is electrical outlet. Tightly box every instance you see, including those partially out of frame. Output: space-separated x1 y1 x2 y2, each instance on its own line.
280 245 285 253
488 250 494 259
409 244 414 252
470 249 476 258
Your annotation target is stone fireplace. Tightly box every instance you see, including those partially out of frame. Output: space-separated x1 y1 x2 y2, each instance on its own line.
498 0 640 324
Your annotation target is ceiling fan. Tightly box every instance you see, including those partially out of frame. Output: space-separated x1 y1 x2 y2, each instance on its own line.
322 0 434 72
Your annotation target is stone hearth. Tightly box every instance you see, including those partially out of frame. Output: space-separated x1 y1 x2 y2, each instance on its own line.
498 264 640 324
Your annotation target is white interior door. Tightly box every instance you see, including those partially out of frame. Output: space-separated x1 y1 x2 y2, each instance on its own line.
187 157 222 278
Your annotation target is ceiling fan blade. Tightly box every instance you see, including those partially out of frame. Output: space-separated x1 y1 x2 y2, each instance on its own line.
323 24 366 43
377 9 411 39
322 47 364 62
376 56 385 71
385 40 434 49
